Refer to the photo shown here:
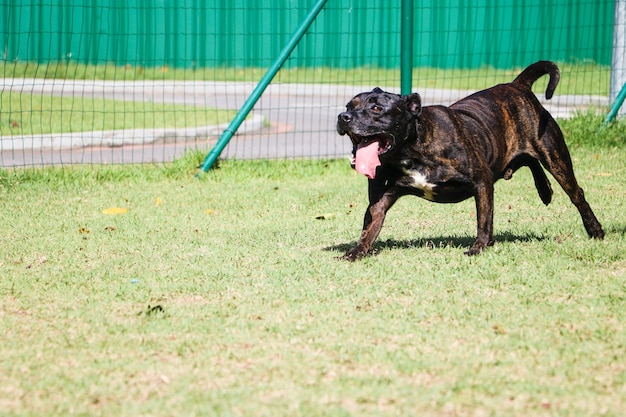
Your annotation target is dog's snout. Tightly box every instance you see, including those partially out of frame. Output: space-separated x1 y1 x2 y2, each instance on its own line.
338 112 352 124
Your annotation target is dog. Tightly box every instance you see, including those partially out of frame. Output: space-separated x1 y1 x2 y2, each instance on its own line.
336 61 604 260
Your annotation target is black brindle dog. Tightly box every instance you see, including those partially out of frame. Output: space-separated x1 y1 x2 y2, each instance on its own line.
336 61 604 260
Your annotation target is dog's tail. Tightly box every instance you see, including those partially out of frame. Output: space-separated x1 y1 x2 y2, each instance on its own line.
512 61 560 99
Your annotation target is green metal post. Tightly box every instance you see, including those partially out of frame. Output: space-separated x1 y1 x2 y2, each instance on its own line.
198 0 329 173
605 81 626 125
400 0 414 95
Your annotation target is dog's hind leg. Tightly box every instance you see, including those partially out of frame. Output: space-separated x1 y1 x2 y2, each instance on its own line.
537 122 604 239
528 159 553 205
547 167 604 239
503 155 553 205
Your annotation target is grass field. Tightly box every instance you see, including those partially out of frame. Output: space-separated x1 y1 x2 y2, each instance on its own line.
0 92 235 137
1 136 625 415
1 61 611 96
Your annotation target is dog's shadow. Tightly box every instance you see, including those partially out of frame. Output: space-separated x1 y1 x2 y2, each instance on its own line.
325 231 547 256
326 223 625 257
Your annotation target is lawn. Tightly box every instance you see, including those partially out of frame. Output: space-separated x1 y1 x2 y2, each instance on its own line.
1 61 611 95
0 140 625 415
0 92 235 137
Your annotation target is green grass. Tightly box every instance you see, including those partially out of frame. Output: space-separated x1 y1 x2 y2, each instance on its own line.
0 92 235 136
1 61 611 96
560 111 626 148
1 121 625 415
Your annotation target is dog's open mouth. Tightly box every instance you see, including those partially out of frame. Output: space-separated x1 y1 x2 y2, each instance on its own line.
349 135 392 179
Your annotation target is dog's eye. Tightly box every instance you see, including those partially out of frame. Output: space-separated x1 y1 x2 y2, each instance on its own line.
371 105 382 112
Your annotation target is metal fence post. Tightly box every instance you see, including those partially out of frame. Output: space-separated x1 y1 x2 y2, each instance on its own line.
610 0 626 119
400 0 414 95
198 0 329 173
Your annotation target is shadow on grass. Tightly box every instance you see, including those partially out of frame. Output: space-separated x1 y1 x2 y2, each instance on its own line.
325 231 548 256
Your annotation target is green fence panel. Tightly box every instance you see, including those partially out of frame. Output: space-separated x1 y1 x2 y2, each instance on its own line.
1 0 614 69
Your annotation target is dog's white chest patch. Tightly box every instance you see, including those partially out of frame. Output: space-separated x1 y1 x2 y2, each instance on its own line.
405 169 437 200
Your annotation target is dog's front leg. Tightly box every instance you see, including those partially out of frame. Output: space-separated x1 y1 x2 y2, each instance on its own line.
465 182 495 256
344 181 399 261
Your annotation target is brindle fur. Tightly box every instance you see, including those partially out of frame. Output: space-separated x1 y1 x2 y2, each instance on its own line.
337 61 604 260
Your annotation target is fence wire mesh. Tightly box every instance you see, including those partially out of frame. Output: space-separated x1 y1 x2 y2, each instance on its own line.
0 0 617 167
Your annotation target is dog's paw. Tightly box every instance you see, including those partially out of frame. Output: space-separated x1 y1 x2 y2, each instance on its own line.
588 225 605 240
341 246 368 262
464 247 482 256
464 239 494 256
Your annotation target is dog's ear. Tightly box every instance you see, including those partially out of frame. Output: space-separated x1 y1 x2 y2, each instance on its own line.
371 87 384 94
405 93 422 116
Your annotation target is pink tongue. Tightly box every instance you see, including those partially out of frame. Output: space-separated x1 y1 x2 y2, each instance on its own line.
354 141 381 179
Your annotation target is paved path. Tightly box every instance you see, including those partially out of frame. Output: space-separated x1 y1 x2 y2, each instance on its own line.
0 79 607 167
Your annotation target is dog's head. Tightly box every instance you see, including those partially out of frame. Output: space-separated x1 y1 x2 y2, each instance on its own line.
337 87 422 178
